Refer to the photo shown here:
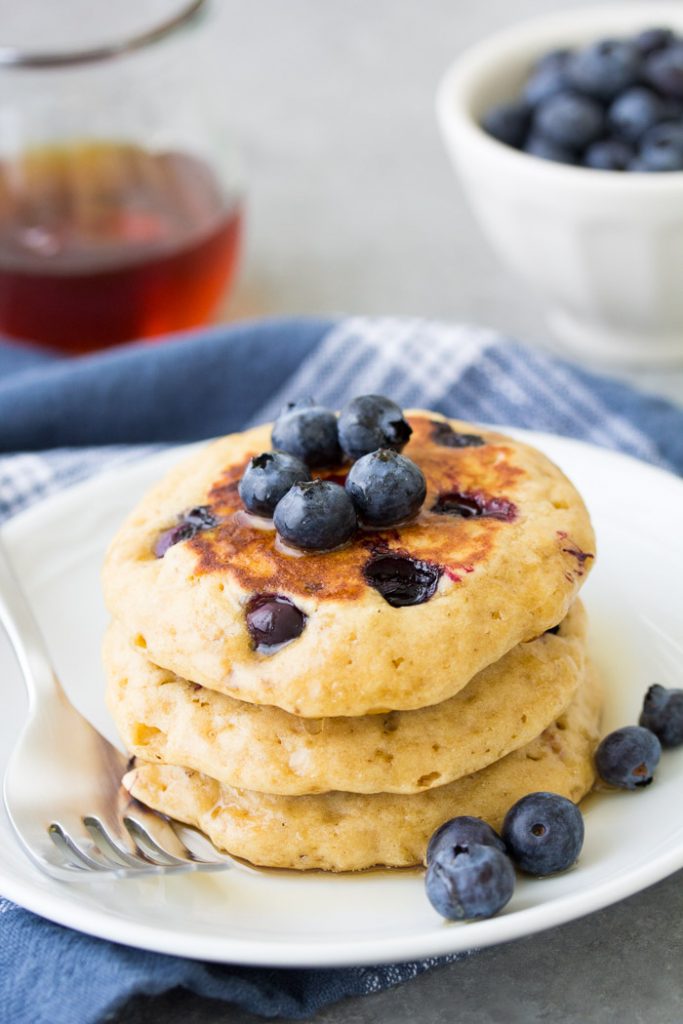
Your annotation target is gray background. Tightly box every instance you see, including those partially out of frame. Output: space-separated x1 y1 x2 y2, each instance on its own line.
113 0 680 1019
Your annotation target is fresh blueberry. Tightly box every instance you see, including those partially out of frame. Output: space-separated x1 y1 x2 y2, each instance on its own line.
363 552 442 607
533 92 605 151
502 792 584 876
345 449 426 527
426 816 506 865
639 684 683 748
273 479 357 551
634 122 683 170
533 48 572 73
238 451 311 517
595 725 662 789
524 133 578 164
337 395 412 461
272 398 340 468
425 843 515 921
583 138 634 170
153 506 218 558
430 421 485 448
481 101 531 149
567 39 641 101
644 42 683 98
524 60 571 107
607 87 668 143
635 27 676 57
245 593 306 649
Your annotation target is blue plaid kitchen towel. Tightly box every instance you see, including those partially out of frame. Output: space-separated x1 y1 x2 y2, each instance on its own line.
1 316 683 1024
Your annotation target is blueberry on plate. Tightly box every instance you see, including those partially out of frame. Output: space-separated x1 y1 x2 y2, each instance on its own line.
425 842 515 921
245 593 306 649
524 133 578 164
502 792 584 876
634 121 683 171
274 479 357 551
567 38 641 101
583 138 634 170
272 398 341 468
238 451 311 517
639 684 683 748
595 725 662 789
643 42 683 99
337 395 412 461
426 816 506 865
635 27 676 57
345 449 426 527
481 101 531 148
607 86 667 143
532 92 605 151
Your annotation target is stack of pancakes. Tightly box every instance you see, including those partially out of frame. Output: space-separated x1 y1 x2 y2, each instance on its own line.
102 412 600 871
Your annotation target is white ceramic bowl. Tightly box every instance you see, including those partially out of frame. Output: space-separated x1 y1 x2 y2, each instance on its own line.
437 3 683 367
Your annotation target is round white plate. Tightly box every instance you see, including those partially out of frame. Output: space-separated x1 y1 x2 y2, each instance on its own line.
1 430 682 967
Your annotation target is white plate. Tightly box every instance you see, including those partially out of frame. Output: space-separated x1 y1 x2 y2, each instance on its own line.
1 430 682 967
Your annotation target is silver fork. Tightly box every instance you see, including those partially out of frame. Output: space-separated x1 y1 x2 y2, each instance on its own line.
0 533 233 881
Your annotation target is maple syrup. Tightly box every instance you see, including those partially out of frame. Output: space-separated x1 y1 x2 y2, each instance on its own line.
0 142 242 352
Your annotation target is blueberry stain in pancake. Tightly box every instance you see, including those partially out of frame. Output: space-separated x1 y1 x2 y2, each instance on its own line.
187 415 524 602
154 505 219 558
362 553 442 607
431 490 517 522
430 420 486 448
246 593 307 650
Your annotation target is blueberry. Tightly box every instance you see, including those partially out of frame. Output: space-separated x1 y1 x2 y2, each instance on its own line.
595 725 662 789
425 843 515 921
608 87 667 143
524 133 578 164
238 451 311 517
644 42 683 98
635 27 676 57
533 92 605 151
481 101 531 148
502 792 584 876
639 684 683 748
153 505 218 558
337 395 412 461
272 398 340 468
524 61 570 107
583 138 634 170
533 48 572 73
246 593 306 649
426 816 506 865
363 552 442 607
430 421 485 448
273 479 357 551
345 449 426 527
634 122 683 170
567 39 641 101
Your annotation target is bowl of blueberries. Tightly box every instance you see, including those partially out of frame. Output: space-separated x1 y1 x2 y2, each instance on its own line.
436 4 683 367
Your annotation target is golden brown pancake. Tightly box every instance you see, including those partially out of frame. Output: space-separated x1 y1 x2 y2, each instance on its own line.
123 662 602 871
102 412 595 716
105 602 586 795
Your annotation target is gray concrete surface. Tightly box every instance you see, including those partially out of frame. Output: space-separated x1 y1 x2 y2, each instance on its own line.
110 1 682 1019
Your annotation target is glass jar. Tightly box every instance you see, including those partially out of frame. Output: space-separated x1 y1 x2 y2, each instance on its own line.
0 0 243 353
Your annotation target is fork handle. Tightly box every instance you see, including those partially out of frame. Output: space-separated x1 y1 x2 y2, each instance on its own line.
0 533 57 707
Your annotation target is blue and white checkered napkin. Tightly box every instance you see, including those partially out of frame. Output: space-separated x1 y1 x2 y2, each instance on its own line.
1 316 682 1024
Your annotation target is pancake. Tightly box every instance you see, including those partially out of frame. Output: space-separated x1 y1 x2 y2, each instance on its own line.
103 411 595 717
106 602 586 795
123 662 602 871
